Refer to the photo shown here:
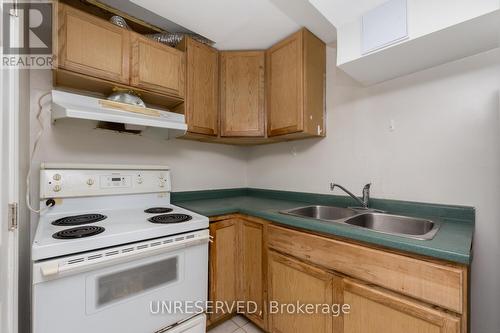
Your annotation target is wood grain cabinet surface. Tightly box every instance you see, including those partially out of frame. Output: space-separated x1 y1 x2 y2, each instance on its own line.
220 51 265 137
341 279 461 333
266 28 326 138
209 219 240 323
208 216 268 331
57 3 130 84
208 215 468 333
240 219 267 328
184 38 219 136
130 34 185 97
268 251 333 333
56 7 326 145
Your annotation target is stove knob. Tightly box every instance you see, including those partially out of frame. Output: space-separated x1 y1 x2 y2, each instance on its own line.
53 174 61 181
53 185 61 192
137 177 143 184
86 178 94 186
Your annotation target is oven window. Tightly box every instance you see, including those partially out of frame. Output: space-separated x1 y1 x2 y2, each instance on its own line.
97 256 178 307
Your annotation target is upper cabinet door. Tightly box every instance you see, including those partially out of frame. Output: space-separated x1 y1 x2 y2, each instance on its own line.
57 4 130 84
185 38 219 136
130 34 185 98
220 51 265 137
266 31 303 137
266 29 326 138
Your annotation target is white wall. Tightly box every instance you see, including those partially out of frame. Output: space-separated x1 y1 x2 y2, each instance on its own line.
247 47 500 333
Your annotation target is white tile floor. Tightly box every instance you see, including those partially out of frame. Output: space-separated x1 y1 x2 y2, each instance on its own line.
208 315 264 333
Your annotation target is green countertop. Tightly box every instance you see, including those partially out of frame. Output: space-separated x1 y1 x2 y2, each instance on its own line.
172 189 474 265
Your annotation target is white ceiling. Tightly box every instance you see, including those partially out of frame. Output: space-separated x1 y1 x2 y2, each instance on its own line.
129 0 337 49
308 0 390 27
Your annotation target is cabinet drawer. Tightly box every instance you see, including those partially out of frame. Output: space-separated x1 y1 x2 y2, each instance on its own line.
267 225 465 313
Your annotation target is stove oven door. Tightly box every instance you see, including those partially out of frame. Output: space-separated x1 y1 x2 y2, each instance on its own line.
32 233 208 333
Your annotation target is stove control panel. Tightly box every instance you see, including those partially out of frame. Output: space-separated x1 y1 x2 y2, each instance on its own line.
100 175 131 188
40 168 171 198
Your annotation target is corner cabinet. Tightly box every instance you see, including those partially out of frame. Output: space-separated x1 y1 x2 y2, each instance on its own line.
130 34 185 97
266 29 326 138
182 28 325 144
55 6 326 145
220 51 265 137
56 3 130 84
208 216 268 330
183 38 219 136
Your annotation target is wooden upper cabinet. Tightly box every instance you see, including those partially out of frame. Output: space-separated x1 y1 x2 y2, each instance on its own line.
130 34 185 97
268 251 333 333
57 4 130 84
341 279 461 333
184 38 219 136
220 51 265 137
266 28 326 138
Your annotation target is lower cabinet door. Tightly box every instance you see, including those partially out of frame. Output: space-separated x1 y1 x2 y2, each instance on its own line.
209 219 239 323
268 251 333 333
241 219 266 329
341 279 461 333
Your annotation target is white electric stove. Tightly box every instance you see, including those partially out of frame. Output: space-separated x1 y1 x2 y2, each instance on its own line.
32 164 209 333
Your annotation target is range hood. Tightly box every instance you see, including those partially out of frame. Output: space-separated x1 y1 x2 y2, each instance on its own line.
51 90 187 138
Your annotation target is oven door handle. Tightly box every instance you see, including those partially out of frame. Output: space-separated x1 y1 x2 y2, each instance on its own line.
38 234 209 278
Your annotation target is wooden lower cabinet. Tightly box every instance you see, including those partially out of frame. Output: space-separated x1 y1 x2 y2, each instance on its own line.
340 279 460 333
208 215 467 333
268 251 333 333
208 217 267 329
209 219 239 323
241 219 267 329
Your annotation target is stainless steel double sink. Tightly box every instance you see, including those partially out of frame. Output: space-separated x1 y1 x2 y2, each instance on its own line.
280 205 439 240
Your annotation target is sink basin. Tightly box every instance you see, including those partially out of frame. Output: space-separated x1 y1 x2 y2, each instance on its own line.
344 213 439 240
281 205 358 220
280 206 440 240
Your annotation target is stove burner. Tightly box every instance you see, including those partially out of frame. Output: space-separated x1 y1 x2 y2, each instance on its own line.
148 214 192 224
52 214 107 226
52 226 105 239
144 207 173 214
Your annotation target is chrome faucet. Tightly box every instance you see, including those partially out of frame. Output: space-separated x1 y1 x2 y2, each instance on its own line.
330 183 371 208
